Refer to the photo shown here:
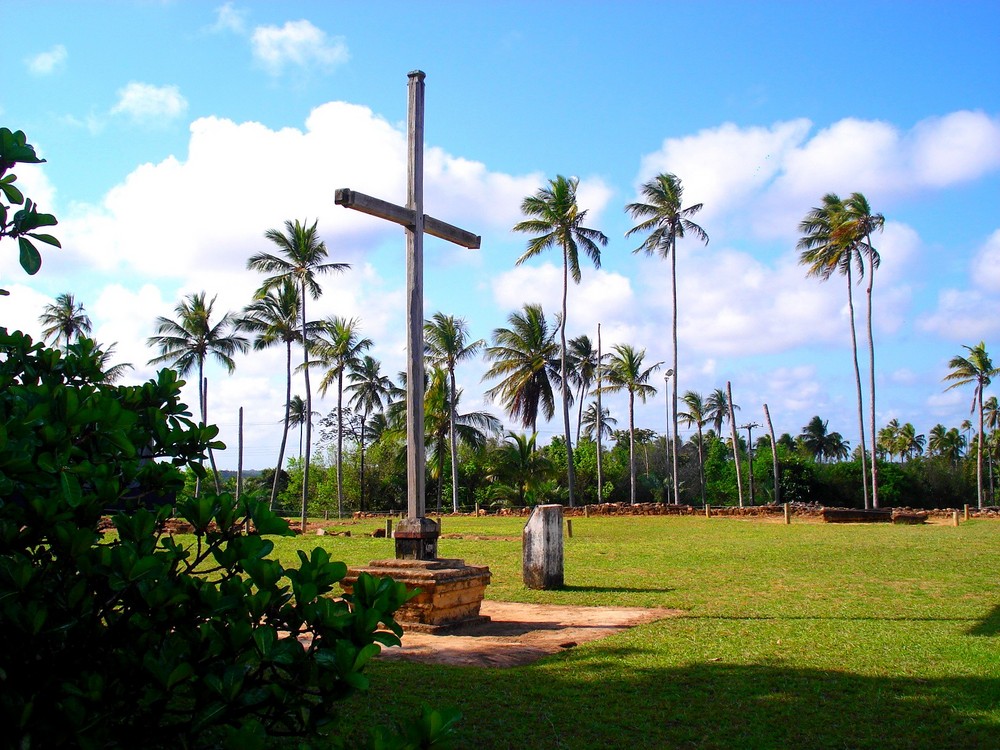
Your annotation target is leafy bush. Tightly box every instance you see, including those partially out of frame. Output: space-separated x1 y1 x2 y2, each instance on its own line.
0 330 454 748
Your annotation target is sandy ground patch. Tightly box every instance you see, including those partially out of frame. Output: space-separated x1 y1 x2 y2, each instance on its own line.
377 601 682 668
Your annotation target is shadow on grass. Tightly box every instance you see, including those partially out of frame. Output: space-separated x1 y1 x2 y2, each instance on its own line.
341 656 1000 750
968 603 1000 636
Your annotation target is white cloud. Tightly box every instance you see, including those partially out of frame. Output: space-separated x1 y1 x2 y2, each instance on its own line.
251 20 348 75
211 2 248 34
918 288 1000 339
971 229 1000 292
26 44 67 76
636 111 1000 243
910 111 1000 187
111 83 188 124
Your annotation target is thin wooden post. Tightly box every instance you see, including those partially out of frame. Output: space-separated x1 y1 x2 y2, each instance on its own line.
727 381 743 507
952 510 960 527
705 504 711 518
566 519 573 538
784 502 791 525
964 504 970 521
386 518 394 537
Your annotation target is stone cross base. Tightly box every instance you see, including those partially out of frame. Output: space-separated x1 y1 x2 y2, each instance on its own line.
341 558 491 633
393 516 440 560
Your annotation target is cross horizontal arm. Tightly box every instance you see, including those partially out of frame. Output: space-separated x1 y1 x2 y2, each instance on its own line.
335 188 481 249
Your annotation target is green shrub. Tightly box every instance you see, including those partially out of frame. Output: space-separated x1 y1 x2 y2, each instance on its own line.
0 330 453 748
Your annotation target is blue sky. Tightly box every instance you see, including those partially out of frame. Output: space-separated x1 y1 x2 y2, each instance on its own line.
3 1 999 470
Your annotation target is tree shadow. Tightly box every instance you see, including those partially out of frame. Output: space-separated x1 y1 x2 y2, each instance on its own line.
558 584 674 594
968 603 1000 636
348 657 1000 749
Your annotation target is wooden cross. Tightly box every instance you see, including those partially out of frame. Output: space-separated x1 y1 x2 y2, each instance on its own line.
335 71 480 557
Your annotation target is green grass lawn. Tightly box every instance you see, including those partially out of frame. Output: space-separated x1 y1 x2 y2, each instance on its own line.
269 516 1000 749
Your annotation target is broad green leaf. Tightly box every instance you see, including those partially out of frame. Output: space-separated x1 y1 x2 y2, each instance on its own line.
27 232 60 248
18 237 41 275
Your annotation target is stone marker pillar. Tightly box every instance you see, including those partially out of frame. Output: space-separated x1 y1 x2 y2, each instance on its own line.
523 504 564 589
394 516 439 560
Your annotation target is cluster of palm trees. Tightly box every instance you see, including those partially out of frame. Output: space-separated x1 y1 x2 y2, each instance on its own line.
41 168 1000 513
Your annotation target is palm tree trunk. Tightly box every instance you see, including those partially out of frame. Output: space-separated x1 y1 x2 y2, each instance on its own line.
845 269 871 509
449 368 460 513
696 425 706 505
866 248 879 508
670 237 680 504
359 415 368 512
560 249 576 506
628 391 638 504
336 370 344 519
977 388 985 509
596 323 603 503
300 281 311 533
204 377 222 494
194 360 206 499
271 341 293 509
436 438 445 514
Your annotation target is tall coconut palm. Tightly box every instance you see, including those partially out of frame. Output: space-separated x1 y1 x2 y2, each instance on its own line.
346 355 394 513
147 291 249 493
843 193 884 504
799 416 849 463
877 418 902 461
483 303 559 435
425 312 485 513
313 316 372 518
39 292 92 352
513 175 608 506
565 334 601 445
602 343 662 504
798 193 875 507
899 423 925 461
625 173 708 508
92 342 133 384
247 219 349 531
240 279 304 508
944 341 998 508
679 390 709 504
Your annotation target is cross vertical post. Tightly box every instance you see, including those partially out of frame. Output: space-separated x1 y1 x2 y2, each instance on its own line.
334 71 481 560
406 70 426 522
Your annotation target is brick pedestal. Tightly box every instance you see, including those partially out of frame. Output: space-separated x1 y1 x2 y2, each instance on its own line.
342 558 491 633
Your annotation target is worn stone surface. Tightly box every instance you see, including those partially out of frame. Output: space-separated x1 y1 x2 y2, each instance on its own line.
393 516 440 560
522 504 563 590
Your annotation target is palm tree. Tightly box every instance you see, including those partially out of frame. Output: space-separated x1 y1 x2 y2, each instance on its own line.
424 366 502 513
490 432 556 507
799 416 849 463
147 291 249 494
706 388 739 437
247 219 349 531
798 193 874 507
312 316 372 518
93 342 133 384
678 390 709 504
626 173 708 508
842 193 885 505
425 312 485 513
346 355 394 513
581 402 616 442
899 423 925 461
39 292 92 352
287 395 315 462
483 303 559 435
565 334 601 445
513 175 608 506
944 341 998 508
603 343 662 504
240 280 304 508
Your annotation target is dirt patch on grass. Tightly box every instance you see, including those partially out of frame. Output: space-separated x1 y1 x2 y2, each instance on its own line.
377 601 682 668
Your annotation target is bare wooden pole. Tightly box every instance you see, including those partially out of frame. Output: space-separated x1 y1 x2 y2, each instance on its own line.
596 323 603 504
727 381 744 508
764 403 779 506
